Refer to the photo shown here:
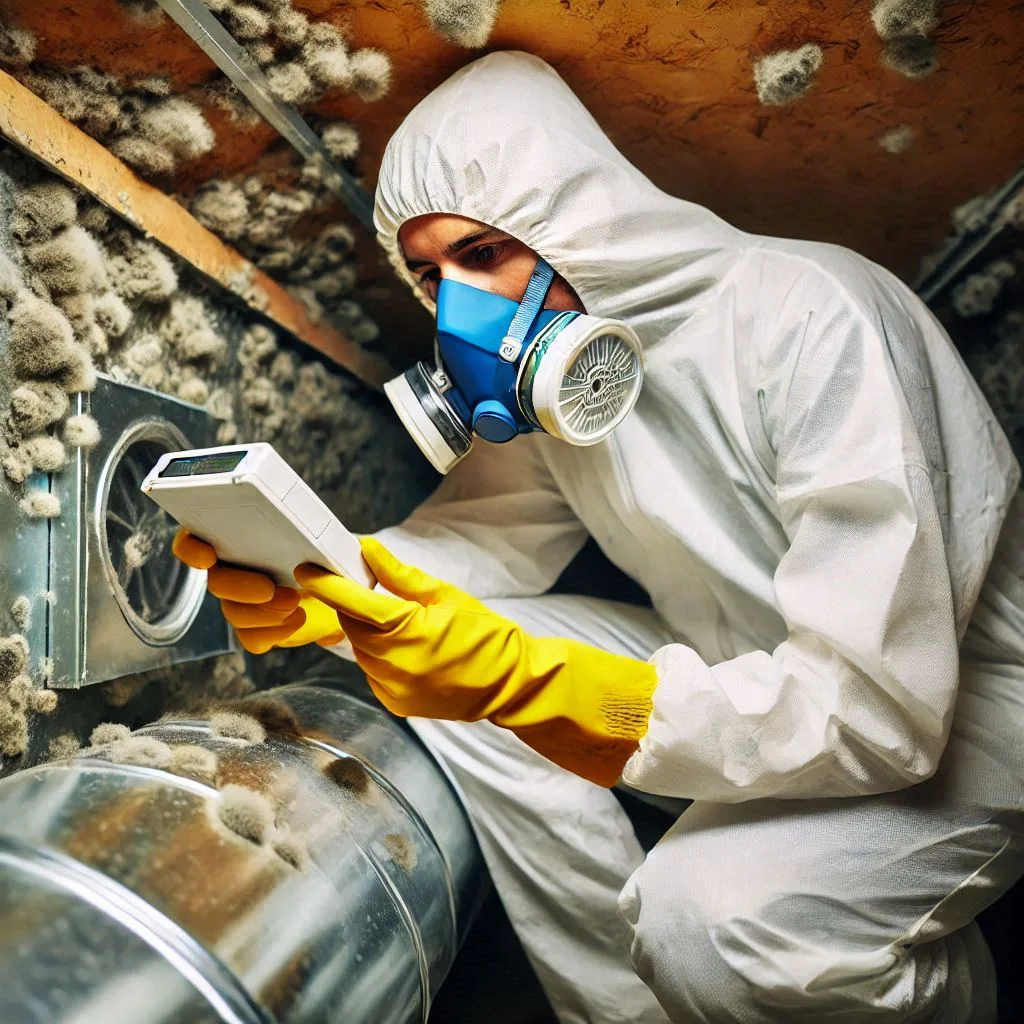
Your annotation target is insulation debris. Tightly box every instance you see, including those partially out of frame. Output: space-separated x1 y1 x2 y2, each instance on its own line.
423 0 503 49
753 44 824 106
216 784 274 844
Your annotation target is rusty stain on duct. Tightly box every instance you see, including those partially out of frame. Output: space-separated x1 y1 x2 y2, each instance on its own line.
0 68 393 387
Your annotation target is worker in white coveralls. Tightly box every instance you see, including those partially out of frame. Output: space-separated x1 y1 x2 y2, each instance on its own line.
175 52 1024 1024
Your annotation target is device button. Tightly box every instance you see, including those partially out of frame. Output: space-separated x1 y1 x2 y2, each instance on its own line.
282 482 331 537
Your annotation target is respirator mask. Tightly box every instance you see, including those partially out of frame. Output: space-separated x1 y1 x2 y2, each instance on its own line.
384 258 645 474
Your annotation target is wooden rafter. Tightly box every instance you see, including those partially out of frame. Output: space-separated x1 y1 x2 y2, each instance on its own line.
0 68 393 388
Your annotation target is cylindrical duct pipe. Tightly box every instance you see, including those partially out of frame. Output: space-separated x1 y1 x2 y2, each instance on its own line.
0 682 486 1024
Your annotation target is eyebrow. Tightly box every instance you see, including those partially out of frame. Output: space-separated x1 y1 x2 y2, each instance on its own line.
405 228 504 272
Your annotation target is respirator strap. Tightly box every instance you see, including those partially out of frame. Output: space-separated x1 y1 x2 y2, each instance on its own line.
500 260 555 362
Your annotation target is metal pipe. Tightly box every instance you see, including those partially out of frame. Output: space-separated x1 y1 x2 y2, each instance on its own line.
154 0 376 233
914 163 1024 304
0 683 485 1023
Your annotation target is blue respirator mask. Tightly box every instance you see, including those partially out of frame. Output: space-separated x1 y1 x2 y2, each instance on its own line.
384 259 644 474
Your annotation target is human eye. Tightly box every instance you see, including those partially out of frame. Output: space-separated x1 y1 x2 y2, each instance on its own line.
467 242 504 268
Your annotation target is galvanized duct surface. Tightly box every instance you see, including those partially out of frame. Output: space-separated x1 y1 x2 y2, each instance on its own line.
0 682 484 1023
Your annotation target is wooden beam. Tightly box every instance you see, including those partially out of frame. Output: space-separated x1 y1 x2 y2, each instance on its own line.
0 68 393 388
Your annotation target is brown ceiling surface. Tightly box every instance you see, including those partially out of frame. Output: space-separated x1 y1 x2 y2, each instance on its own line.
4 0 1023 363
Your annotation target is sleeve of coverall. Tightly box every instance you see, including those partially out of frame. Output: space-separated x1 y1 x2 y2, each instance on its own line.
621 283 961 803
371 434 589 600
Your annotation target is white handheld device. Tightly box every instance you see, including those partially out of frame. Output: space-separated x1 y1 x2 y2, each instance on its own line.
140 443 375 591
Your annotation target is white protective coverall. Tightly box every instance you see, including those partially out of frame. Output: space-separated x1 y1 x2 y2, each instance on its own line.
368 51 1024 1023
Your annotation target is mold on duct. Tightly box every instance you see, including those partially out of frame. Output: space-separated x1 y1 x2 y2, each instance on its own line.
881 35 938 79
753 45 824 106
215 783 274 844
422 0 503 49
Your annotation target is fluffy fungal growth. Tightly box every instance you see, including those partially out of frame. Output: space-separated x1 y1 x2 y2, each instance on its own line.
93 291 132 338
90 722 131 746
10 182 78 244
272 826 310 870
951 261 1016 318
159 296 226 364
25 226 109 295
110 136 177 178
273 9 309 45
102 675 148 707
878 124 915 154
1 447 33 484
47 734 80 760
882 34 938 78
753 44 824 106
7 291 79 378
177 376 209 405
10 597 31 632
190 180 250 241
29 688 58 714
266 62 317 105
106 239 178 303
227 4 271 39
0 635 29 683
321 122 360 161
64 414 101 450
0 701 28 758
871 0 939 39
323 756 371 799
348 48 392 102
108 735 174 768
23 435 67 472
0 250 22 300
423 0 502 48
10 382 70 435
216 784 273 844
134 97 216 164
210 710 266 744
169 743 218 782
0 25 37 68
20 490 61 519
4 673 33 711
61 348 98 394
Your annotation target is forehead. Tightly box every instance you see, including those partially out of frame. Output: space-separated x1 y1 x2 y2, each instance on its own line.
397 213 498 257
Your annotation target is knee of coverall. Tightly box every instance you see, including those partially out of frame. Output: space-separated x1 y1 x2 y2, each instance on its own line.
618 851 922 1023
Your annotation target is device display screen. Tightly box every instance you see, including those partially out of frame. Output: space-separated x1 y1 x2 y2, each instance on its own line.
160 451 247 478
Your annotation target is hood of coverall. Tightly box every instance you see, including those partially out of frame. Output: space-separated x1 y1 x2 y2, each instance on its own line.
373 51 745 345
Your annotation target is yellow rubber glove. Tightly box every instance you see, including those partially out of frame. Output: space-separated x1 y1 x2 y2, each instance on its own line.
171 530 346 655
294 538 659 788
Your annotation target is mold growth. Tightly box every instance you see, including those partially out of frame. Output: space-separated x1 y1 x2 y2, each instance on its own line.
271 826 310 870
422 0 503 48
871 0 942 78
381 832 418 873
878 124 915 154
90 722 132 746
169 743 219 783
323 756 371 801
951 260 1016 318
210 710 267 744
47 733 80 760
215 783 274 844
753 45 824 106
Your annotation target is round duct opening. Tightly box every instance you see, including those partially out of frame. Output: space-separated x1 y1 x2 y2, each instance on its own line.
96 419 207 646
